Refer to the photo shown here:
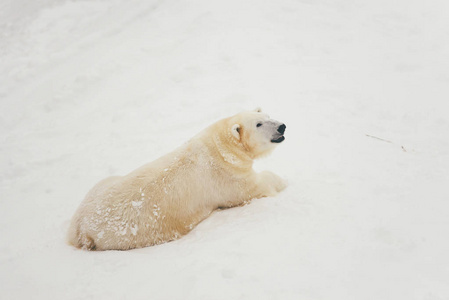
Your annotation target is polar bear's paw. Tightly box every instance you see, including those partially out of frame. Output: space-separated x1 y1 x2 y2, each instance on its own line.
259 171 287 196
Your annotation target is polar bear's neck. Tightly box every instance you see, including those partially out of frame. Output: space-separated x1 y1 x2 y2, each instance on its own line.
212 133 253 170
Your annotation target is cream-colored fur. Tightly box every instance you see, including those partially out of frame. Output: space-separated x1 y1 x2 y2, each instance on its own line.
67 109 287 250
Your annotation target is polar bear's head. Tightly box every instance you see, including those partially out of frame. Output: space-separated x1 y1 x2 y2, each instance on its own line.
229 108 286 158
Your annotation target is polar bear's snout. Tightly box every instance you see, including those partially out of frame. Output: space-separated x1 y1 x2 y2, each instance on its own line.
277 124 286 134
271 122 286 143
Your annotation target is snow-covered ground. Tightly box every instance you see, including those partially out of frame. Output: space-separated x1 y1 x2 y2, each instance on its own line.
1 0 449 299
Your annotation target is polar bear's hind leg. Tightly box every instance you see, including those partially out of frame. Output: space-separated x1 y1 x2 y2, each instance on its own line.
68 224 96 251
79 233 96 250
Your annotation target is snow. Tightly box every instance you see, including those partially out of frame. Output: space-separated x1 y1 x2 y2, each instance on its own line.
1 0 449 299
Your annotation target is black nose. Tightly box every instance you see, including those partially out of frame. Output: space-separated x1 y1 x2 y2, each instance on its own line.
277 124 286 134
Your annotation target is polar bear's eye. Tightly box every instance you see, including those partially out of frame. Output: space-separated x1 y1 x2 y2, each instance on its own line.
256 123 262 127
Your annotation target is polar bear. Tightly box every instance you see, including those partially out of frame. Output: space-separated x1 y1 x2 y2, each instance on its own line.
67 109 287 250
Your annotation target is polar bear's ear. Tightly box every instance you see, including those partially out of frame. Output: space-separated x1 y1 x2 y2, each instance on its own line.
231 124 241 140
254 107 262 113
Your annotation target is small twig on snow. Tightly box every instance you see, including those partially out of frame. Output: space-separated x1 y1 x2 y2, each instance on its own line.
365 134 392 144
365 134 409 153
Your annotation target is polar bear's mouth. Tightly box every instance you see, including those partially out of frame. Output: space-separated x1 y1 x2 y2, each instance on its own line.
271 136 285 143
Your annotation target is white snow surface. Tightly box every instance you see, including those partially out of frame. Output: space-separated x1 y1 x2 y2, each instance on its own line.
1 0 449 299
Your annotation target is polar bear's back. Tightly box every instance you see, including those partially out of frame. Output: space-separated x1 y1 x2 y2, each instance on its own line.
67 141 224 250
